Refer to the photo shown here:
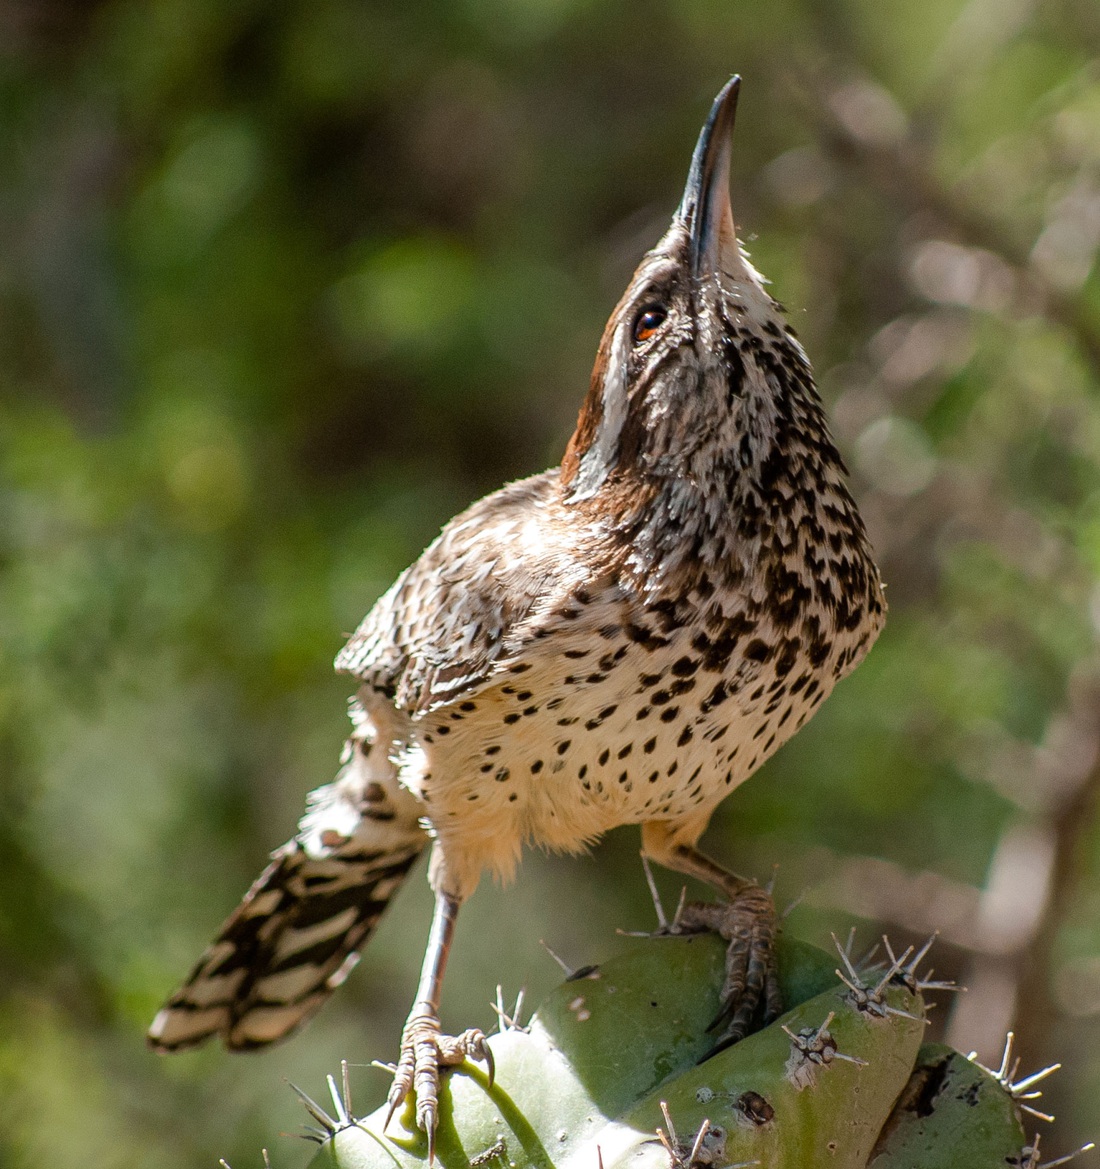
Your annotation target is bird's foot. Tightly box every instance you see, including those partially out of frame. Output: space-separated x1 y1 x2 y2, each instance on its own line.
675 883 782 1053
384 1005 494 1158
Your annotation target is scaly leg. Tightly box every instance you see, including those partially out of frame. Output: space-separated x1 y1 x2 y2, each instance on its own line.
385 890 494 1157
643 832 782 1051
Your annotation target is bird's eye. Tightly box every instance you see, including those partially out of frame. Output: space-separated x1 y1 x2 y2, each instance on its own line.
633 305 667 345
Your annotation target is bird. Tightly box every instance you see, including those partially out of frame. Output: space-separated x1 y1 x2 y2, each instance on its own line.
148 76 886 1151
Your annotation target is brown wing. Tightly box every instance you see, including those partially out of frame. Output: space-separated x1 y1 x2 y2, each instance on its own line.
336 470 605 714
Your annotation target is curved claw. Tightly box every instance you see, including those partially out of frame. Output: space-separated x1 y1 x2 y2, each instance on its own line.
384 1045 415 1134
483 1041 496 1089
383 1090 403 1134
417 1097 438 1153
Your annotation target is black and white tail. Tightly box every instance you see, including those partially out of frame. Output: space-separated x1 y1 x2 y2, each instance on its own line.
149 722 426 1051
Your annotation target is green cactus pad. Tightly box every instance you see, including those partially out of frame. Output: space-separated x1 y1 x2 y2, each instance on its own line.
867 1044 1027 1168
307 933 929 1169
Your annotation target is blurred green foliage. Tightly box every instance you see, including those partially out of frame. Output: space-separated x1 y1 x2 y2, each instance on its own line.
2 0 1100 1165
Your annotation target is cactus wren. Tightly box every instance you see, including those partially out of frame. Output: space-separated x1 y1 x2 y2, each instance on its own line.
149 77 885 1147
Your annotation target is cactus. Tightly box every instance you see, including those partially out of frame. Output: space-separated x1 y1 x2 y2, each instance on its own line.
867 1044 1025 1168
286 931 1064 1169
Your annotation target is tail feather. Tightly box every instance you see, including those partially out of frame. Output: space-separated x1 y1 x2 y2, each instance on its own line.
149 708 428 1052
148 840 423 1051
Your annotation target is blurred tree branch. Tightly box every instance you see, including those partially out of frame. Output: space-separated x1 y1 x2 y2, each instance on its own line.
1012 661 1100 1079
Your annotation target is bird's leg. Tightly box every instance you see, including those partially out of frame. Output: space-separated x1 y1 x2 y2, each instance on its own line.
643 833 782 1052
385 890 494 1156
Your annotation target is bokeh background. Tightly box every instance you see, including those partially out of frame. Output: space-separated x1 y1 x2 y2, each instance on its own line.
3 0 1100 1164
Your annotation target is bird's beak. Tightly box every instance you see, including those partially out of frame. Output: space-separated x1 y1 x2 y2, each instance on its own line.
678 76 740 280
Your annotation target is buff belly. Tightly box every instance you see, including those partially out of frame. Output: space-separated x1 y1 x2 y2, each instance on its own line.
403 625 836 897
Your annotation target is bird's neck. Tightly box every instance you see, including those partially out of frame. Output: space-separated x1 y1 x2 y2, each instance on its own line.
570 356 862 605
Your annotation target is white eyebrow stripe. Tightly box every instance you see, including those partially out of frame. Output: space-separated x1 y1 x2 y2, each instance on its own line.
568 325 630 501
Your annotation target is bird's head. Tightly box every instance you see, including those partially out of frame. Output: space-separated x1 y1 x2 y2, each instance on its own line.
562 77 818 512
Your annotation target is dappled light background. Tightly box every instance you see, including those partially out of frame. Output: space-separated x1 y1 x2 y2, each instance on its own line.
3 0 1100 1164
